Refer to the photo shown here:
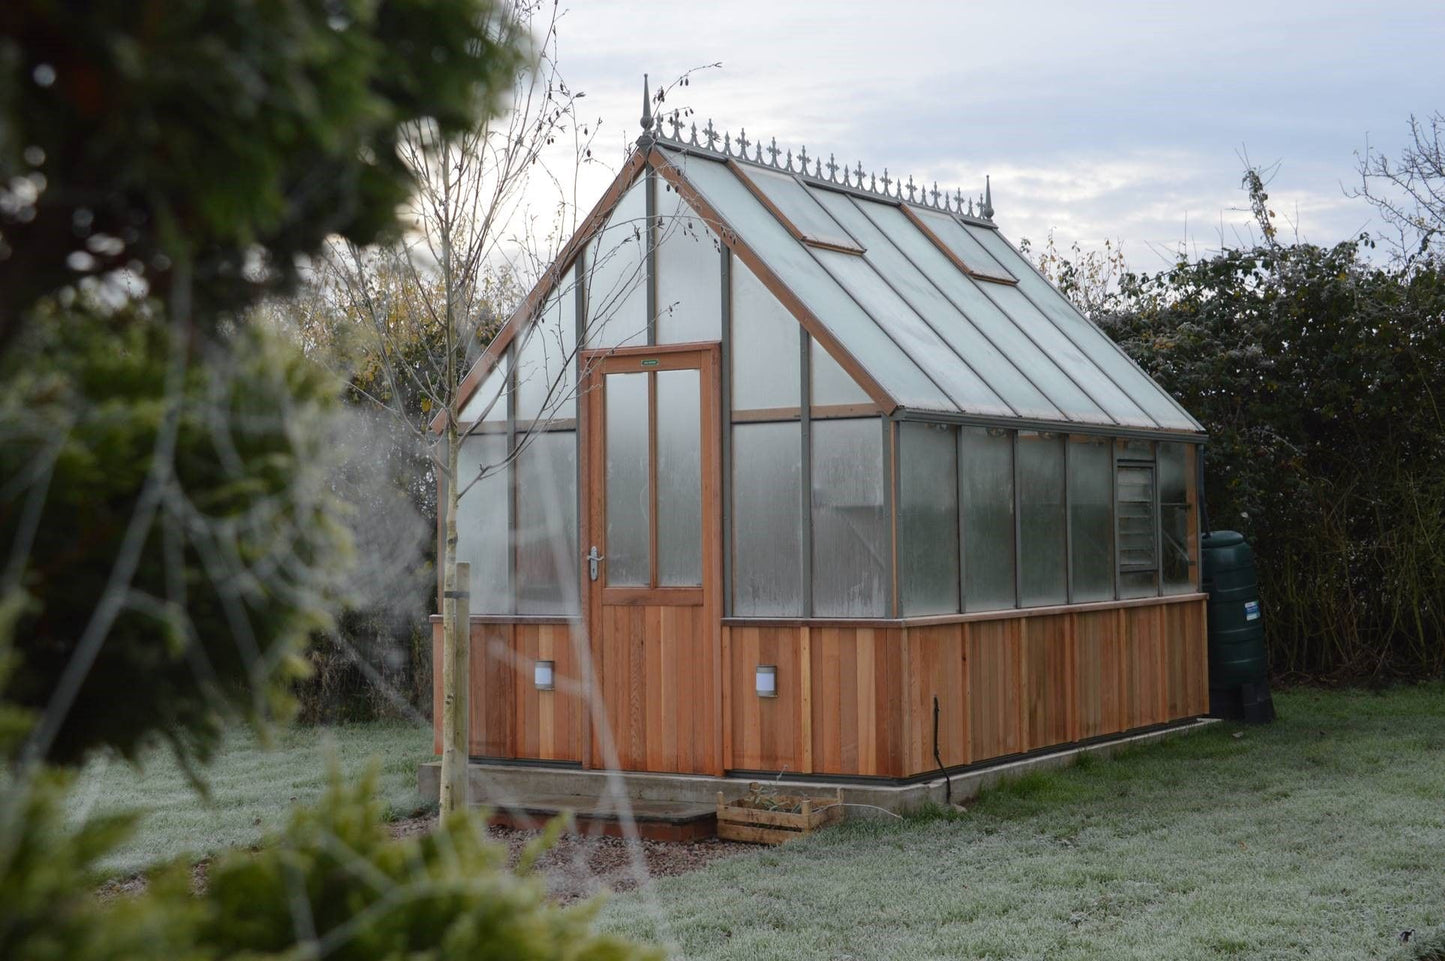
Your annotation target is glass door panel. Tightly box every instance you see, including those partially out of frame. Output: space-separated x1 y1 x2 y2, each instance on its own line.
604 372 650 586
656 369 703 586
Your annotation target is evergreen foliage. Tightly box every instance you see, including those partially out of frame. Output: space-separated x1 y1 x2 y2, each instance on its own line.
1100 241 1445 678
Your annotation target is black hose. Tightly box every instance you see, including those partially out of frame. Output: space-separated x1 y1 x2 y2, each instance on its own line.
933 695 951 805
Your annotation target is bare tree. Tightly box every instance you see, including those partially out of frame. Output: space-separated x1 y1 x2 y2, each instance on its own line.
1354 112 1445 264
297 8 709 812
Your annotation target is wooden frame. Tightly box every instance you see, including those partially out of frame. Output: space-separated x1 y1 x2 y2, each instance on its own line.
580 341 725 775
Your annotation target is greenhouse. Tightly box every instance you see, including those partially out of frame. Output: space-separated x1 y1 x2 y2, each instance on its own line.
433 95 1208 781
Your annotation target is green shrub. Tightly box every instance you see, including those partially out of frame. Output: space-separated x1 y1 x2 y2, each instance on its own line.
0 305 356 768
1101 243 1445 680
0 766 658 961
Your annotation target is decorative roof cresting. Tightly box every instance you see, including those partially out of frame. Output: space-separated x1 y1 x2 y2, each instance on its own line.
641 76 995 223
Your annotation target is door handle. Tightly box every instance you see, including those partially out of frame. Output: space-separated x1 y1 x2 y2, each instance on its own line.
586 546 605 582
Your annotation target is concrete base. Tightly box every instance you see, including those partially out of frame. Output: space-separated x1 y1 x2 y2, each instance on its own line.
420 717 1218 823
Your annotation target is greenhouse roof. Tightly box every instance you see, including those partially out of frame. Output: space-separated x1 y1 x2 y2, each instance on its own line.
450 107 1204 438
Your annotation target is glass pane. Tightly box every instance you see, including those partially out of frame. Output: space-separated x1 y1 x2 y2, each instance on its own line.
964 223 1201 431
811 418 887 617
455 433 510 613
664 149 955 412
731 259 800 411
604 372 649 585
1116 462 1158 599
987 281 1153 426
515 278 576 426
656 369 702 586
914 208 1015 280
733 164 862 251
1159 442 1196 594
859 202 1108 424
460 352 509 423
1017 432 1067 607
811 338 869 406
961 427 1015 611
584 179 648 349
1068 435 1114 602
814 191 1057 420
900 423 960 615
809 245 1011 413
732 422 803 615
656 175 722 344
515 431 578 614
812 246 1010 416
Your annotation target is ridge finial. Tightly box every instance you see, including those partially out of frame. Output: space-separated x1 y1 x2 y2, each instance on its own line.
982 175 994 220
640 75 651 129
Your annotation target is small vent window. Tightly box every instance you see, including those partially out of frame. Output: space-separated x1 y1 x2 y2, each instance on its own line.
1116 462 1158 597
732 164 865 254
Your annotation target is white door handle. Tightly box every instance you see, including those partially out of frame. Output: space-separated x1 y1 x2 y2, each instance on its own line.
586 546 605 581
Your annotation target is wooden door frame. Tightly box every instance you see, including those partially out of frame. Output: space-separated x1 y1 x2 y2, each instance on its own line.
579 340 723 771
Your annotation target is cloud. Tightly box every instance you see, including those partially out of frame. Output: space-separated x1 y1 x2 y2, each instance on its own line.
521 0 1445 271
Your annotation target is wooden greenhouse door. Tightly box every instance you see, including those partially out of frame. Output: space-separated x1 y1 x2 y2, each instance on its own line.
582 343 722 774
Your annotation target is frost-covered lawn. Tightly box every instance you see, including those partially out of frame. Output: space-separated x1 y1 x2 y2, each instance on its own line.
66 721 433 874
602 686 1445 961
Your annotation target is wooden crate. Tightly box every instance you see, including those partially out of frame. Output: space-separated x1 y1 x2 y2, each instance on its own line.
715 787 844 845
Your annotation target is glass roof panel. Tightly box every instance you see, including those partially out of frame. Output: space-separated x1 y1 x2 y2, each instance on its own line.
810 246 1011 416
662 148 955 412
915 208 1015 281
811 188 1060 420
859 201 1112 424
983 280 1153 425
732 164 864 252
962 224 1201 431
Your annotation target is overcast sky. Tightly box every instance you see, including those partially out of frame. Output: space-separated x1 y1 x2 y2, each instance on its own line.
539 0 1444 270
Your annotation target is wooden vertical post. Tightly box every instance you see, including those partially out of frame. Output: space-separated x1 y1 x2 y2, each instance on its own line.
441 562 471 813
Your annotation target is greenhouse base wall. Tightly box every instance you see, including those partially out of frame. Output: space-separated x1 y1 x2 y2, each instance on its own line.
428 594 1208 780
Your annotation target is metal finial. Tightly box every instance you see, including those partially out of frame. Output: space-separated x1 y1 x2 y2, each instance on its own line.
639 74 653 142
814 158 823 178
870 172 877 191
767 137 780 166
982 175 994 220
954 188 964 211
854 161 865 185
931 182 941 207
738 128 751 156
786 148 793 172
906 175 916 203
881 168 892 195
968 197 975 216
798 146 810 172
755 141 763 163
703 119 718 149
724 131 731 155
827 154 839 181
689 121 698 146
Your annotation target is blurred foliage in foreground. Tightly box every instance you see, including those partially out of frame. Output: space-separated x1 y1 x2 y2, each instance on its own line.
0 0 526 354
0 764 658 961
0 305 358 769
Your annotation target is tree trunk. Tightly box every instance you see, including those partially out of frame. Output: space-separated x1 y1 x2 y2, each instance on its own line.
438 427 469 813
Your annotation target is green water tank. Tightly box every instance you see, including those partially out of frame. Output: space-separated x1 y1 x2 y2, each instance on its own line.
1200 530 1275 723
